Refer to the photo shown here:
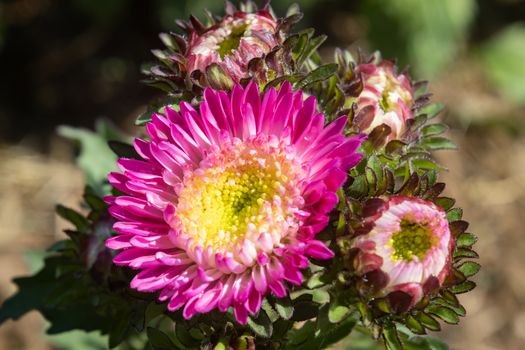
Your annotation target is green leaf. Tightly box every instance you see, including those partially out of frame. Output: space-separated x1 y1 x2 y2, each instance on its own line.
307 272 326 289
312 289 330 304
145 302 166 325
449 281 476 294
136 110 153 126
434 197 456 211
298 35 327 66
454 248 479 259
421 123 448 136
262 299 280 322
405 315 426 335
296 64 338 89
316 311 358 348
417 103 445 119
58 120 128 196
175 324 199 348
274 296 294 320
457 261 481 277
480 24 525 104
328 303 350 323
147 327 179 350
421 137 457 150
291 301 319 321
108 140 140 159
456 232 477 247
446 208 463 221
109 315 130 348
247 310 273 338
426 305 460 324
416 313 441 331
411 158 445 171
284 320 316 348
383 325 403 350
55 205 90 232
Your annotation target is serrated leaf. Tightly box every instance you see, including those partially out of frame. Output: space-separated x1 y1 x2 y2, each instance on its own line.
274 296 294 320
262 299 279 323
247 310 273 338
457 261 481 277
426 305 460 324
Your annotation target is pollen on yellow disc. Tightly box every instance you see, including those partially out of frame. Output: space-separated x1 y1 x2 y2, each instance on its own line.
175 140 304 253
390 219 437 262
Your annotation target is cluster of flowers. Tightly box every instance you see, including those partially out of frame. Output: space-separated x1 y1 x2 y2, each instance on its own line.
56 1 481 349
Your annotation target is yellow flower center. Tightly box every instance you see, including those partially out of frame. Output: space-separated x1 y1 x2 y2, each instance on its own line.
390 220 436 262
175 139 303 253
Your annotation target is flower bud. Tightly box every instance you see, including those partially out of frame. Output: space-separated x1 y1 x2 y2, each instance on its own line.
347 61 414 143
350 196 453 310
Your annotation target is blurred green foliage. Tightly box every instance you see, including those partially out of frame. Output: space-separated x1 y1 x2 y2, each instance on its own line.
362 0 476 78
480 23 525 105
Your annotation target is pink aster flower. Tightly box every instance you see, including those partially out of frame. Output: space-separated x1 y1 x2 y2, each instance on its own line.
105 82 364 324
186 11 280 82
351 197 453 309
348 61 414 143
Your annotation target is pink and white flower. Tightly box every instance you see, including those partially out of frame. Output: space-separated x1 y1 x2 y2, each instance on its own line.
348 61 414 143
186 11 280 82
351 197 453 308
105 82 364 324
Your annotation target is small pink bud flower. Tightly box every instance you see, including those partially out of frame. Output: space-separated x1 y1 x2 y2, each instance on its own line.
186 11 280 83
351 196 453 309
349 61 414 143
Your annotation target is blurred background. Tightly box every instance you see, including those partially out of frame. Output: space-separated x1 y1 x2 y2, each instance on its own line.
0 0 524 349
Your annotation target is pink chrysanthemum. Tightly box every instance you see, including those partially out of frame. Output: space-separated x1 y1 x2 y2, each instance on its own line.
351 197 453 308
186 11 280 82
106 82 364 324
348 61 414 143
